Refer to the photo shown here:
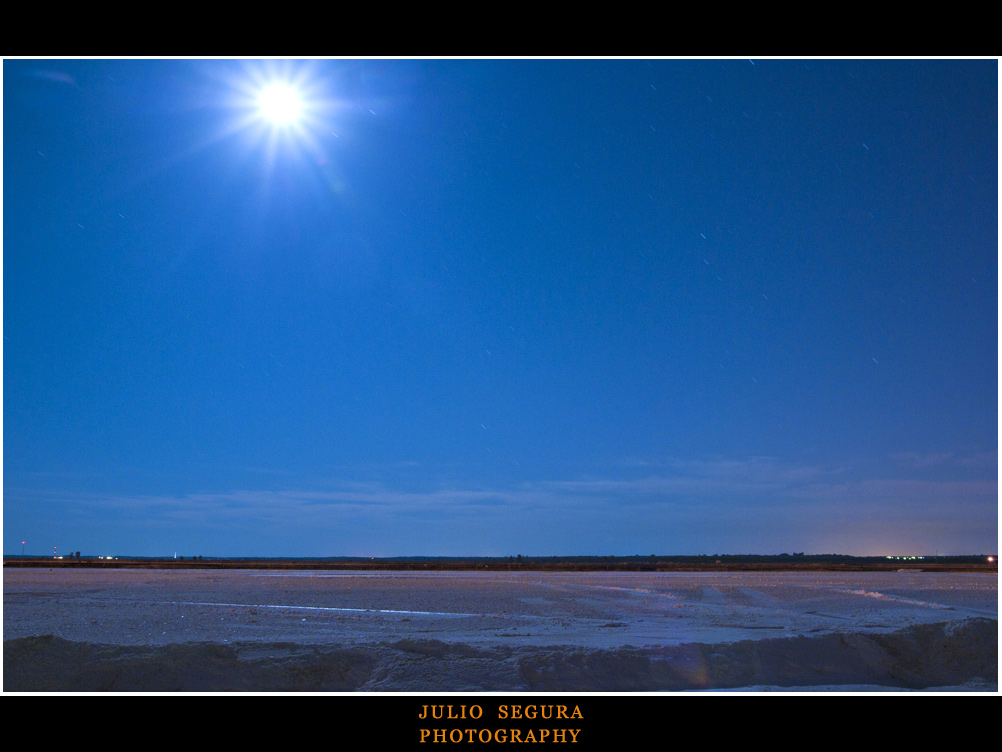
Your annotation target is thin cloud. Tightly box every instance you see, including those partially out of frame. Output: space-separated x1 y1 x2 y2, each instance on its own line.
7 453 996 557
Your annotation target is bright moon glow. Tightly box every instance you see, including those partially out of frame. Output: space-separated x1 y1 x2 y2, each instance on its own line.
258 84 302 125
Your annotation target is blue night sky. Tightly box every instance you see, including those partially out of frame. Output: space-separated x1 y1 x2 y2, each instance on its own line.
3 58 998 558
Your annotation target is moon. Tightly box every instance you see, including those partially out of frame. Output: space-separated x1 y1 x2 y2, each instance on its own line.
257 83 303 125
221 65 328 157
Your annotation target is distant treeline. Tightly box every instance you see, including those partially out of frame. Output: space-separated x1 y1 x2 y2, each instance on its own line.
3 552 996 573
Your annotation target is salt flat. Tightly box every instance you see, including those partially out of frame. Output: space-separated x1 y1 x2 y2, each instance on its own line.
3 568 995 647
4 568 997 691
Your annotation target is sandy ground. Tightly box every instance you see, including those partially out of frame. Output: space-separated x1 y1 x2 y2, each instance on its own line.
4 568 997 691
4 568 996 647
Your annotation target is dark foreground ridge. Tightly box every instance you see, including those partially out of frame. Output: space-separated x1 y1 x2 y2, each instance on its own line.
5 617 996 692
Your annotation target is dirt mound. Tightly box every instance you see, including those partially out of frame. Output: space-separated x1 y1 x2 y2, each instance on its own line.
5 618 995 692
